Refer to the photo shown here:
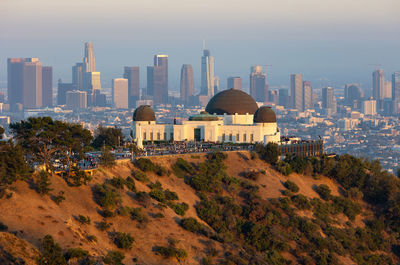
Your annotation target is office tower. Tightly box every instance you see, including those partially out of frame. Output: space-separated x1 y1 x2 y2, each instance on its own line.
66 90 87 110
0 93 4 103
83 72 101 91
81 42 100 92
362 98 377 115
269 90 278 104
180 64 194 105
250 66 267 102
344 84 362 107
72 63 83 90
83 42 96 73
92 89 107 107
279 88 289 107
201 49 215 97
383 81 392 99
42 66 53 107
112 78 129 109
227 77 242 90
57 80 75 105
124 66 140 108
214 76 219 95
290 74 303 111
392 72 400 114
147 55 168 105
372 69 385 110
302 81 312 111
322 86 337 115
7 58 25 110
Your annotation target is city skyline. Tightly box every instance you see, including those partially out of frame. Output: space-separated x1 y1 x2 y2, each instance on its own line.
1 0 399 90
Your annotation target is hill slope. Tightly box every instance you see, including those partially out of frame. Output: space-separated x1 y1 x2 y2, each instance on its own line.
0 151 397 264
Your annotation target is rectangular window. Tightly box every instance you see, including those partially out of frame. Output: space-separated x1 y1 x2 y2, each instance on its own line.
164 132 167 140
250 134 254 142
157 132 160 140
229 134 232 141
143 132 146 140
243 134 247 142
222 133 225 141
236 133 240 142
150 132 153 141
170 133 174 141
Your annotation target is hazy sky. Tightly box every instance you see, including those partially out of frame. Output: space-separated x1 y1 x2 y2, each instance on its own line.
1 0 399 92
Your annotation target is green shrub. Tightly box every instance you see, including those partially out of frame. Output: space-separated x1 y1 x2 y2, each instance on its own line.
291 194 312 210
77 215 91 225
284 180 299 193
276 161 292 176
37 235 66 265
315 184 332 200
51 191 65 205
125 177 136 191
180 217 208 235
172 158 194 178
92 183 121 209
107 177 125 189
130 207 149 224
155 245 188 259
100 209 116 218
69 166 92 186
242 171 261 181
64 247 89 261
164 189 179 200
149 189 166 202
0 221 8 231
172 202 189 216
113 232 134 249
132 170 149 182
103 250 125 265
135 158 156 171
35 171 53 195
87 235 97 242
96 221 112 231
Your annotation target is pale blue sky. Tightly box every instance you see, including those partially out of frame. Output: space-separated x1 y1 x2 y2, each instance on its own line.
1 0 399 92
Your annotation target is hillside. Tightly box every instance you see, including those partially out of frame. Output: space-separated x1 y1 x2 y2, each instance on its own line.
0 151 398 265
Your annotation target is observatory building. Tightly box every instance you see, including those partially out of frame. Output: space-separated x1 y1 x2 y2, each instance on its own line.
132 89 280 148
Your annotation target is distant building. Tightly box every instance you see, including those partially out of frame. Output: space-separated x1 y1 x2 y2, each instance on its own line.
57 81 75 105
66 90 87 110
201 49 215 98
392 72 400 114
322 87 337 115
227 76 242 90
180 64 194 106
214 76 219 95
72 63 83 90
383 80 392 99
372 69 385 110
362 98 377 116
250 66 267 102
112 78 129 109
278 89 290 108
344 84 362 108
302 81 312 111
83 72 101 92
124 66 140 108
147 55 168 105
290 74 303 111
42 66 53 107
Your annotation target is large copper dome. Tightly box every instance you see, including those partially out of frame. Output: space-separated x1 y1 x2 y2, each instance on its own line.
205 89 258 115
133 105 156 121
254 106 276 123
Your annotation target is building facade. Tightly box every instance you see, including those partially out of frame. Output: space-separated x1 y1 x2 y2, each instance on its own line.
392 72 400 115
201 49 215 98
250 66 267 102
42 66 53 107
124 66 140 108
112 78 129 109
227 76 242 90
180 64 194 106
290 74 303 111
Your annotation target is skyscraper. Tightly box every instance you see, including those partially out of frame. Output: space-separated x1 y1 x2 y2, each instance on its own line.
180 64 194 105
302 81 312 111
112 78 129 109
81 42 99 93
227 77 242 90
290 74 303 111
392 72 400 115
72 63 83 90
7 58 46 110
57 80 75 106
344 84 362 107
83 42 96 73
250 66 267 102
214 76 219 95
201 49 215 97
147 55 168 105
42 66 53 107
372 69 385 110
322 86 337 115
124 66 140 108
66 90 87 110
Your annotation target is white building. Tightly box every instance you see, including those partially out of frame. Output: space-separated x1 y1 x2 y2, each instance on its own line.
112 78 129 109
362 98 377 116
133 89 280 148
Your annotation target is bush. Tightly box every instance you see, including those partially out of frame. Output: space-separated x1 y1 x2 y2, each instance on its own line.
135 158 157 172
132 170 149 182
51 191 65 205
37 235 66 265
87 235 97 242
315 185 332 201
149 189 166 202
155 245 188 259
180 217 208 235
64 248 89 261
0 221 8 231
130 207 149 224
113 232 134 249
69 166 91 186
291 194 312 210
77 215 91 225
125 177 136 191
172 158 194 178
96 221 112 231
107 177 125 189
35 171 53 195
284 180 299 193
92 184 121 209
100 209 116 218
172 202 189 216
243 171 261 181
276 161 292 176
164 189 179 201
104 250 125 265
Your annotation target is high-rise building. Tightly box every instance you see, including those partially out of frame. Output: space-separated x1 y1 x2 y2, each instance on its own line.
278 89 289 108
372 69 385 110
83 42 96 73
42 66 53 107
7 58 26 110
201 49 215 98
383 81 392 99
72 63 83 90
290 74 303 111
362 98 377 116
250 66 267 102
392 72 400 114
112 78 129 109
344 84 362 108
302 81 312 111
147 55 168 105
83 72 101 91
124 66 140 108
322 86 337 115
81 42 100 92
214 76 219 95
57 80 75 105
66 90 87 110
227 77 242 90
180 64 194 105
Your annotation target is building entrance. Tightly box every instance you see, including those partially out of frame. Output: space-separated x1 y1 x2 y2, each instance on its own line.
194 128 201 141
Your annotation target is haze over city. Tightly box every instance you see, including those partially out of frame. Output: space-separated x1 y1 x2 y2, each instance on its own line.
1 0 399 90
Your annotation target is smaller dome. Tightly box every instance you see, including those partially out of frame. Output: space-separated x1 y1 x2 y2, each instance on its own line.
133 105 156 121
254 106 276 123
